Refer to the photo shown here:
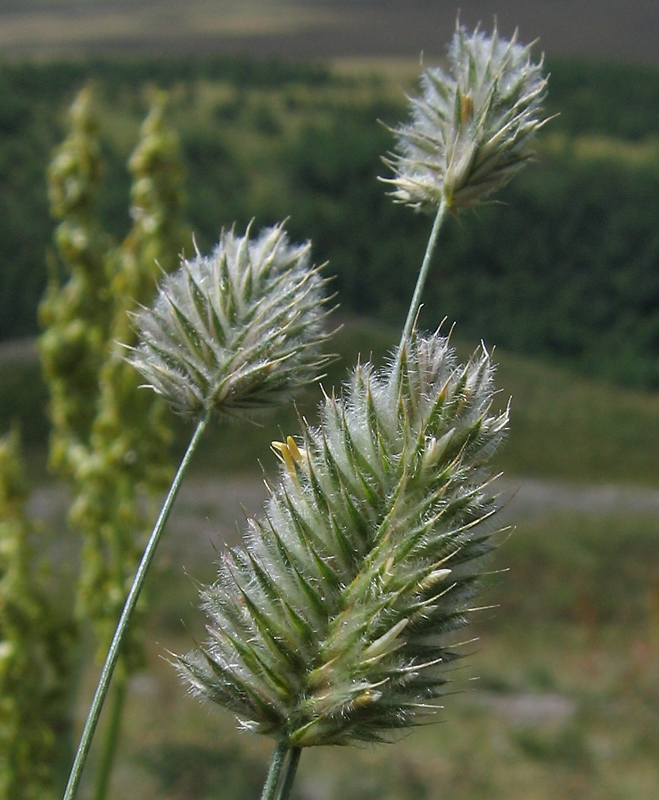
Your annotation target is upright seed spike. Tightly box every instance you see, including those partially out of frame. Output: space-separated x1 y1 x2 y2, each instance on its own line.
178 327 509 746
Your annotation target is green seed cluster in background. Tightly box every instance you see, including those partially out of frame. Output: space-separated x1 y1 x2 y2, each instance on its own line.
0 428 72 800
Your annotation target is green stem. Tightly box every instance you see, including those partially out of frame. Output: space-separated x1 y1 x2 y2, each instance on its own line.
90 664 127 800
276 747 302 800
260 740 289 800
62 410 212 800
398 196 449 352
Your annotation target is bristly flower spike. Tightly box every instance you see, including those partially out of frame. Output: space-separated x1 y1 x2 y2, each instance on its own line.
176 328 508 747
382 22 548 212
128 221 332 418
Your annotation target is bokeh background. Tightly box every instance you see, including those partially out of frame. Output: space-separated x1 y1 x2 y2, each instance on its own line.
1 2 658 799
1 0 658 64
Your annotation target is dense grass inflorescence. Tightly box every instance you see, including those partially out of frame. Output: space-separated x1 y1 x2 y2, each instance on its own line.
383 24 548 212
177 329 508 746
129 222 332 418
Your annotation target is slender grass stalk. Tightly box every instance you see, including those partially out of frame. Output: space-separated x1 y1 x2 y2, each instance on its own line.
259 740 290 800
398 196 448 350
62 410 211 800
90 665 127 800
276 747 302 800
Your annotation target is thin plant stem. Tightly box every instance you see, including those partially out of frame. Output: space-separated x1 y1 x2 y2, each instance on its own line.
90 663 127 800
398 196 449 352
260 740 290 800
276 747 302 800
62 409 212 800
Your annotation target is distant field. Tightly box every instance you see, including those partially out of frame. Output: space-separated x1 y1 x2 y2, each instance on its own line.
1 54 657 386
0 0 657 65
4 319 659 487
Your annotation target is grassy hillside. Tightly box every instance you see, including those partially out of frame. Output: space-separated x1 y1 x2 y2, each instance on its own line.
1 55 658 387
3 318 659 487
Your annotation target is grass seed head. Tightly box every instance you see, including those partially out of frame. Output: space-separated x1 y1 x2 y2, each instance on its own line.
176 329 508 746
383 22 548 212
127 221 332 418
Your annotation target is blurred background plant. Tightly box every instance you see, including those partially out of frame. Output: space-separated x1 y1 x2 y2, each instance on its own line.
53 89 188 800
0 427 73 800
0 86 191 800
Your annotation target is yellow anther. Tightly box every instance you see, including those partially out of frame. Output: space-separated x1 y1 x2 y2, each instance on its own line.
460 92 474 125
271 436 306 479
285 435 305 464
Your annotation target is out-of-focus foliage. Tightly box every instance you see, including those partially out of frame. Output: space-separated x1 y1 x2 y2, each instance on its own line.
38 87 113 477
69 91 188 660
548 59 659 140
1 56 658 387
12 87 189 799
40 87 188 661
0 428 72 800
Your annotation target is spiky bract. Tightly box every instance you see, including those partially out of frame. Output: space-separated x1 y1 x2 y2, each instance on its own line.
176 330 508 746
128 222 331 417
383 23 548 211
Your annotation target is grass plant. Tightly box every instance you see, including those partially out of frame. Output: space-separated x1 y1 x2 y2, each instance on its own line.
4 15 657 800
54 20 549 800
61 21 547 800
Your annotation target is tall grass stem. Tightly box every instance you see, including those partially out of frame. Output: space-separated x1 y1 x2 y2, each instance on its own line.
90 666 127 800
399 197 448 351
259 740 289 800
276 747 302 800
62 410 212 800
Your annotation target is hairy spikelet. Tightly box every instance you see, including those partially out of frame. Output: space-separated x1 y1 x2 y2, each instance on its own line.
176 329 508 746
128 222 331 417
383 22 548 211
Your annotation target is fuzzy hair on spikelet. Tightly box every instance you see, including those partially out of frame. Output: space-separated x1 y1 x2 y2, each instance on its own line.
175 329 508 747
128 222 331 417
383 22 548 211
